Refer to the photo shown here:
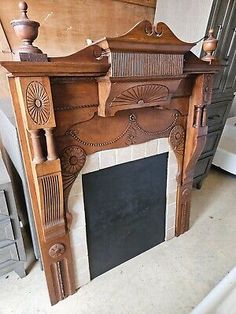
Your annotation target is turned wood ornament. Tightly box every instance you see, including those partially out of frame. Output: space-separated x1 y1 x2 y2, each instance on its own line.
202 29 218 63
11 1 42 54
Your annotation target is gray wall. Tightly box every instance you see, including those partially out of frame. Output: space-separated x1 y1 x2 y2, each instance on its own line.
155 0 236 117
154 0 213 56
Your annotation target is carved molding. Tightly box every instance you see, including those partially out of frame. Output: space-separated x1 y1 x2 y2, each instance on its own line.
50 260 66 300
111 84 169 106
49 243 66 258
26 81 51 125
55 104 98 112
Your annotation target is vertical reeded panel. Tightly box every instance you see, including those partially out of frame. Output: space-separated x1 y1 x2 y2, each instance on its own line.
39 174 61 227
111 52 183 77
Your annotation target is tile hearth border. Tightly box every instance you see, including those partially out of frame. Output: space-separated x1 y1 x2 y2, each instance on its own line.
68 138 178 288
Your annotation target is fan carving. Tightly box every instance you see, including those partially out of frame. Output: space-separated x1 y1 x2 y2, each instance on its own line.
112 84 169 106
26 81 50 125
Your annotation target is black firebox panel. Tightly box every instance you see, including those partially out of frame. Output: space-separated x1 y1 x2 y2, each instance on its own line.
82 153 168 279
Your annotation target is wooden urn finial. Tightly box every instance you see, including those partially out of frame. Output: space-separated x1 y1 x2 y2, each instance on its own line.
202 28 218 64
11 1 42 55
18 1 28 19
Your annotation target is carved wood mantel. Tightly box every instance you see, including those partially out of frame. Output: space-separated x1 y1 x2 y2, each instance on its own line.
0 3 219 306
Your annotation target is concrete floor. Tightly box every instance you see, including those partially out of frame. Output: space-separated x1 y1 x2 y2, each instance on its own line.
0 167 235 314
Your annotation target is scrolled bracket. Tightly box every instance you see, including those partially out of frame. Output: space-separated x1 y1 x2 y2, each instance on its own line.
60 145 87 215
169 125 185 184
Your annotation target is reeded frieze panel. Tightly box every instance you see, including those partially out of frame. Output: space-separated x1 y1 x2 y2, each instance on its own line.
111 52 184 77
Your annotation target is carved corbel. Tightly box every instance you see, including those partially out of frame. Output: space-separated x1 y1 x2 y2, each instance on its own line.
60 145 87 216
169 124 185 184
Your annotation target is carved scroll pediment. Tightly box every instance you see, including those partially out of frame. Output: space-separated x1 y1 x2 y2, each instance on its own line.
96 20 195 53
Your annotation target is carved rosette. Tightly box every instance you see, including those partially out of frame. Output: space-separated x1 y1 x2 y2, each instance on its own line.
60 146 86 192
169 125 185 156
61 146 86 175
26 81 50 125
49 243 66 259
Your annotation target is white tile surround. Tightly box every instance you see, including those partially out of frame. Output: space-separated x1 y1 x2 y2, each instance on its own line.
68 138 178 289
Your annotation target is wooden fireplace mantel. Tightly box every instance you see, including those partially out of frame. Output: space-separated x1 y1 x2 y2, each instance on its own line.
0 4 219 305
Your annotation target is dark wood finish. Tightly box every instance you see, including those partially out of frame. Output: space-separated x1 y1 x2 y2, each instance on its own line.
194 0 236 188
1 2 219 305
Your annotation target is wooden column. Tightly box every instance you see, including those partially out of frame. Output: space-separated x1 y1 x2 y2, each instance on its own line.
9 76 75 304
175 73 214 235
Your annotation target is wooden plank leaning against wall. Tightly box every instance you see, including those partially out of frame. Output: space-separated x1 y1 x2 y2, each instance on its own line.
0 0 156 57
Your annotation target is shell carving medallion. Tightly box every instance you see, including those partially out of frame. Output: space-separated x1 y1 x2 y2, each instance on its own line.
112 84 169 106
26 81 51 125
